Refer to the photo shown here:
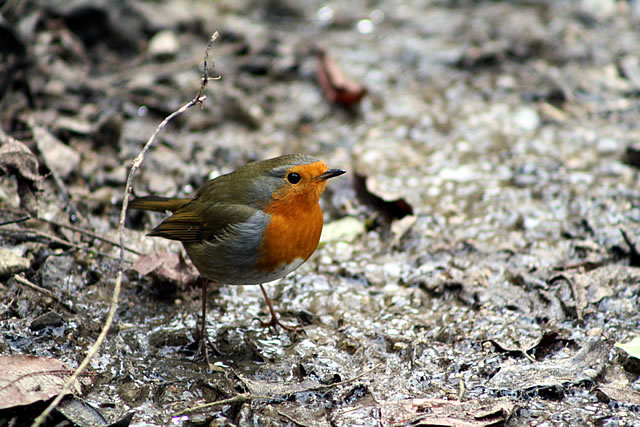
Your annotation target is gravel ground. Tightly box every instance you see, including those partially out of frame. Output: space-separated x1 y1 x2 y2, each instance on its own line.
1 0 640 425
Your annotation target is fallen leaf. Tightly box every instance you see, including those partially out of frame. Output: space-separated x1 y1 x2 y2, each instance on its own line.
488 331 563 361
29 116 81 180
548 265 633 319
488 339 609 391
57 396 135 427
131 251 198 287
378 397 515 427
315 48 367 107
0 355 88 410
320 216 365 244
353 173 414 224
615 336 640 360
597 384 640 406
0 129 44 217
235 371 323 398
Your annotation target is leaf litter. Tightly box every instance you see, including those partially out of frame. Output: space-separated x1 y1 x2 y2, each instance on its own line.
1 0 640 425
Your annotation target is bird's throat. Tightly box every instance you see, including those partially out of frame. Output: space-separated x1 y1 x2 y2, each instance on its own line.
255 201 324 273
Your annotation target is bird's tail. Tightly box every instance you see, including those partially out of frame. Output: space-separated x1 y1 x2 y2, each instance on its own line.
128 196 189 213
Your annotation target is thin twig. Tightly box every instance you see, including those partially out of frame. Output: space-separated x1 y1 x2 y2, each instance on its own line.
0 215 30 227
0 208 141 256
48 164 84 223
292 363 382 393
621 228 640 266
14 274 76 314
521 350 537 364
548 273 583 320
276 409 312 427
177 363 382 417
30 229 122 261
200 32 221 103
32 31 220 427
0 369 95 393
0 228 126 262
38 216 142 256
14 274 58 302
26 117 85 224
174 394 269 416
554 259 609 271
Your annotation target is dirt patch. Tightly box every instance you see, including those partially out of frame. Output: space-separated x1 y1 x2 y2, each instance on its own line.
1 0 640 425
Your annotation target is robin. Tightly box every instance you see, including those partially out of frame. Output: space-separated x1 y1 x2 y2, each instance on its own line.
129 154 345 360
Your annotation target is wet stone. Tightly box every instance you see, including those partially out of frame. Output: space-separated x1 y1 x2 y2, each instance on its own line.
147 327 191 349
147 30 179 58
30 311 64 331
512 107 540 132
596 138 620 154
33 124 81 179
40 255 77 292
0 248 30 276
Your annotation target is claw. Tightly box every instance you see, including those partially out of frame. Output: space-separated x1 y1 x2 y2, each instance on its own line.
257 284 304 332
257 314 302 332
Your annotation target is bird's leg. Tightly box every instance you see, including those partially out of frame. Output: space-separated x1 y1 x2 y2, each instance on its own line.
194 278 214 363
258 284 302 332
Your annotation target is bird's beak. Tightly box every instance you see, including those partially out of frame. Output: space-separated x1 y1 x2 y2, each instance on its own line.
315 168 346 181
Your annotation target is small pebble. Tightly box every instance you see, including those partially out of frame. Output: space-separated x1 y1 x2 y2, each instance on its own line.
512 107 540 132
0 248 30 276
597 138 620 154
30 311 64 331
148 30 179 58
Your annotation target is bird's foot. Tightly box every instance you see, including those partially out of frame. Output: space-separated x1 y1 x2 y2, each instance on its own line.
256 284 304 333
194 331 213 364
257 313 303 333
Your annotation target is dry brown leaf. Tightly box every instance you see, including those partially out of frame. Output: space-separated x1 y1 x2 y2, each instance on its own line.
132 251 198 286
30 118 81 180
488 339 609 391
488 331 563 360
0 355 87 410
550 265 632 319
597 384 640 406
315 48 367 107
353 173 414 224
380 397 515 426
0 130 44 217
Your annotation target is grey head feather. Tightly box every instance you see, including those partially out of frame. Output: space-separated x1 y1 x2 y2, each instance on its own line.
241 154 319 207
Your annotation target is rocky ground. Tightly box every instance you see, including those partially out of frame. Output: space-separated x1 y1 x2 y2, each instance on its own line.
1 0 640 425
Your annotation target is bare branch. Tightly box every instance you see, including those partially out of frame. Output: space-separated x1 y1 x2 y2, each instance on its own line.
31 30 220 427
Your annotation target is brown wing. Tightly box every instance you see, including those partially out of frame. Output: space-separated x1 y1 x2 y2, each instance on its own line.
148 203 259 243
135 166 261 243
128 196 190 213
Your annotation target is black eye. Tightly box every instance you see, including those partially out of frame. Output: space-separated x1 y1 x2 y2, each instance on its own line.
286 173 301 184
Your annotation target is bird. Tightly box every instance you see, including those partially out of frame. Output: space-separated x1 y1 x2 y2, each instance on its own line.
128 154 345 360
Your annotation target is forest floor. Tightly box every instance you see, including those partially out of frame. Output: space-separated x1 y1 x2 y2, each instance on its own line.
1 0 640 425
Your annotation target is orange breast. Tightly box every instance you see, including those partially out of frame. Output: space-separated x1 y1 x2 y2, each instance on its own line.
254 196 324 273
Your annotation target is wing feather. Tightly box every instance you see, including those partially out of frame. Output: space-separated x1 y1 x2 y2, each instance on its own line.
148 203 259 243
